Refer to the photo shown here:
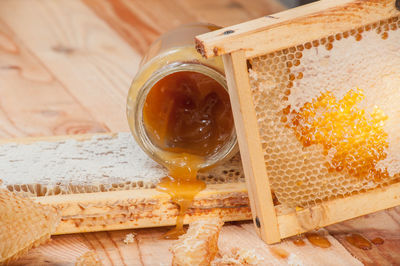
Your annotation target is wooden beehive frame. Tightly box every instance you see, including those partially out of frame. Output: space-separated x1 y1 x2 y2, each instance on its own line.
196 0 400 244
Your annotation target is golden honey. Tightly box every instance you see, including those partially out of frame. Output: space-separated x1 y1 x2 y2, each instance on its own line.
285 89 389 181
305 233 331 248
345 233 372 250
127 24 237 238
142 71 234 238
143 71 234 157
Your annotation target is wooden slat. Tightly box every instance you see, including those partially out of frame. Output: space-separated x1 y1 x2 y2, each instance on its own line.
0 0 142 132
276 182 400 239
0 20 107 138
35 183 250 235
222 50 280 244
196 0 400 59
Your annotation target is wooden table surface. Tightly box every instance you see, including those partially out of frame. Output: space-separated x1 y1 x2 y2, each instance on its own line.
1 0 400 265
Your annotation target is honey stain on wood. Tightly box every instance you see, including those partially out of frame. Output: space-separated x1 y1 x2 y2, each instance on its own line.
305 233 331 248
270 247 289 259
345 233 372 250
143 71 234 239
371 237 384 245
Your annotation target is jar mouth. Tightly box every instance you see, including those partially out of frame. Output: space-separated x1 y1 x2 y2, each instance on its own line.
133 62 238 169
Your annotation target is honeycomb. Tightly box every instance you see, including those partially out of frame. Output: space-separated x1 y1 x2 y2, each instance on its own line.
0 133 244 198
171 218 223 266
248 16 400 207
0 189 59 264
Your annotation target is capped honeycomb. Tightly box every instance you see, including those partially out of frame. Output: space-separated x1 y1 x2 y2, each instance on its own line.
248 16 400 207
0 133 244 198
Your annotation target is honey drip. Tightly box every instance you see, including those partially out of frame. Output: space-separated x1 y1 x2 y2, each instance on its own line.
285 89 389 181
371 237 384 245
270 247 289 259
143 71 234 239
345 233 372 250
305 233 331 248
157 154 205 239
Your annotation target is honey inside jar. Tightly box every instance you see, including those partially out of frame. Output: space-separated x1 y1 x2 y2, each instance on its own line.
143 70 234 238
143 71 234 156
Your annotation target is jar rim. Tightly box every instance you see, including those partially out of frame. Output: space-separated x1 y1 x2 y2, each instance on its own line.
133 61 238 169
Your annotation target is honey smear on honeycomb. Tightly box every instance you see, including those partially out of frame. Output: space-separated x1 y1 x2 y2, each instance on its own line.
284 88 389 181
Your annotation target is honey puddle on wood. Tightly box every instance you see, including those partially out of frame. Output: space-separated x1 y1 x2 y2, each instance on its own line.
345 233 372 250
293 238 306 246
270 247 289 259
305 233 331 248
371 237 384 245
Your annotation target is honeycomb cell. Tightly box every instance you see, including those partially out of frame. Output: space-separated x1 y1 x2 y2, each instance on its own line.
297 44 304 51
304 42 312 49
325 43 333 50
297 72 303 79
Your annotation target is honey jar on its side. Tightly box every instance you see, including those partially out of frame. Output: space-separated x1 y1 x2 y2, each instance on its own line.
126 23 238 170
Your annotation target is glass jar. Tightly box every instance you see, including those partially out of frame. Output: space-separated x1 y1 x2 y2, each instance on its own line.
126 23 238 169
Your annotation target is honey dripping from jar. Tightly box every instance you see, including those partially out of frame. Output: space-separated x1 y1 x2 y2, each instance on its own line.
143 71 234 239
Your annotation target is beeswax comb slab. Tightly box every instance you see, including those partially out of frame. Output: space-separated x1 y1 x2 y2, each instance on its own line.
196 0 400 244
0 133 251 234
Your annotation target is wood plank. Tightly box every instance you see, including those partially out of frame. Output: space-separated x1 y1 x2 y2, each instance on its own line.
0 19 107 138
0 0 142 132
176 0 285 28
327 206 400 265
222 51 280 244
82 0 195 55
82 0 285 55
196 0 399 58
13 222 364 266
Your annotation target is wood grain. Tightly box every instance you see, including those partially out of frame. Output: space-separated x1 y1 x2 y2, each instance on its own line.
0 19 107 138
0 0 141 132
12 222 365 266
83 0 285 54
327 206 400 265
